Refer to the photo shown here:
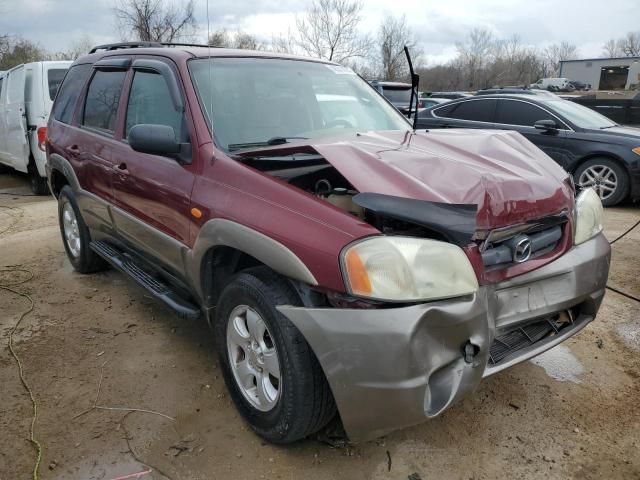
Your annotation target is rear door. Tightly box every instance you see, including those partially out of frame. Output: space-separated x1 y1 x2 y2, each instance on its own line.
4 66 29 171
77 59 130 205
493 99 570 168
111 57 196 277
426 98 497 129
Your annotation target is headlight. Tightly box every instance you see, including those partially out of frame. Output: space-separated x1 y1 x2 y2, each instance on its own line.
341 236 479 302
574 188 604 245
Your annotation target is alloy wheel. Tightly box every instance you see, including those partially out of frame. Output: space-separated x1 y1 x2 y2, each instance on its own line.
578 165 618 202
226 305 281 412
62 202 81 258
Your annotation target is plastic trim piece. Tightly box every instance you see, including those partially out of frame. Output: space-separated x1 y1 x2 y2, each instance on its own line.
353 192 477 246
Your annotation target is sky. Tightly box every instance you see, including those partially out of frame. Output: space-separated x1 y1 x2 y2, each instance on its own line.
0 0 638 64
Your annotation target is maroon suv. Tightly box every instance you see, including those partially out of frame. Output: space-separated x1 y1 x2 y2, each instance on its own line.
46 43 611 443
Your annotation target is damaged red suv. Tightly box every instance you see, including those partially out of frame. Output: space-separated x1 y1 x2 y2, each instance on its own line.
46 43 611 443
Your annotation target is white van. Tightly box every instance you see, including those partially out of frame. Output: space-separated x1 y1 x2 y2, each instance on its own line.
529 77 573 92
0 61 71 193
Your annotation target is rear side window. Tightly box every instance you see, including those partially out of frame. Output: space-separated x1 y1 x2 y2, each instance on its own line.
125 71 183 139
47 69 68 101
495 100 556 127
52 64 91 124
25 69 33 102
436 99 496 122
0 78 4 100
83 70 127 134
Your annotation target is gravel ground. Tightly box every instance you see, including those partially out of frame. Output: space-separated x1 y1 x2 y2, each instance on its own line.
1 171 639 480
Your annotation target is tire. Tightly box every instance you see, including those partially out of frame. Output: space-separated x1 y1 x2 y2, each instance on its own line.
58 185 107 273
214 267 336 444
29 165 50 195
574 158 629 207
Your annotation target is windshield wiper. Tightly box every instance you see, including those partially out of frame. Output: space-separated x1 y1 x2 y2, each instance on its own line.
228 136 309 152
600 125 618 129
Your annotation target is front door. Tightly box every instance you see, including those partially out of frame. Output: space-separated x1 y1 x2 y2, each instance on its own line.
112 59 196 278
494 99 570 169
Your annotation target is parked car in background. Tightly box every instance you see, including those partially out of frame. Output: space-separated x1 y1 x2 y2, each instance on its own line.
420 97 449 108
47 43 610 444
567 91 640 126
429 91 473 99
417 94 640 206
529 77 574 92
0 60 71 193
568 80 590 91
475 88 558 98
369 80 415 115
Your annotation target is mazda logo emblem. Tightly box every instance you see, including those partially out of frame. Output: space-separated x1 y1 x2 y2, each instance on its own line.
513 236 532 263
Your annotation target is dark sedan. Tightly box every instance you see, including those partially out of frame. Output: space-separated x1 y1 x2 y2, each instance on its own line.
417 94 640 206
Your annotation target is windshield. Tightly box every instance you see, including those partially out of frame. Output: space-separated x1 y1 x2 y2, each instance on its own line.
547 99 617 129
189 58 410 151
381 86 412 103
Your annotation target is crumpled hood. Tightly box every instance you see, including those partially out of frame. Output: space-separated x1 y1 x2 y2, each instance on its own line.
309 129 573 230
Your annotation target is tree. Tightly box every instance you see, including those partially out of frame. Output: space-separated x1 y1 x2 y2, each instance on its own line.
455 28 495 89
376 15 422 81
542 41 579 77
208 30 262 50
49 34 95 61
114 0 196 43
0 37 46 70
602 38 623 58
620 32 640 57
294 0 371 63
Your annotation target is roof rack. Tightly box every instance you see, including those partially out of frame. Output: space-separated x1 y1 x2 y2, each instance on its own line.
89 42 212 54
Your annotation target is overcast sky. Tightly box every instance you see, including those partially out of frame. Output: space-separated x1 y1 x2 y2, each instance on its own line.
1 0 637 63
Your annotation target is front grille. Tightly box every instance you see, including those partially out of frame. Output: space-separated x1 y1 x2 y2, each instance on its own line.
481 222 565 268
488 313 573 365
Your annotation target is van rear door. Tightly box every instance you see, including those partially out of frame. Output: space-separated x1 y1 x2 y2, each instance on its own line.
4 66 29 172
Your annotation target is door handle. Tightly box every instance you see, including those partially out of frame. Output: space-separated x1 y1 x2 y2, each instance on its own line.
115 162 129 174
65 145 80 157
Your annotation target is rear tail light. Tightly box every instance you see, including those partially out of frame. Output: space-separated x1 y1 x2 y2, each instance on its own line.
37 127 47 152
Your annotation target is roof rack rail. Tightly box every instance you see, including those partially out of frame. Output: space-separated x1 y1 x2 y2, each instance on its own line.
89 42 213 54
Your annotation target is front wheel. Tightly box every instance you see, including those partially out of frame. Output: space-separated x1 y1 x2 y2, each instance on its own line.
214 267 336 444
574 158 629 207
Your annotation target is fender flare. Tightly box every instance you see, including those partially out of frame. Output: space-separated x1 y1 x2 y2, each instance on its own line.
189 219 318 301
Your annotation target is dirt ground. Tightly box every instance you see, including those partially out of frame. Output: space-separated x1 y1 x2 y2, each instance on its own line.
1 171 639 480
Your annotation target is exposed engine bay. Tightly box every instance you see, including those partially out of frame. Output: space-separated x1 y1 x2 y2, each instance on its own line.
237 152 467 242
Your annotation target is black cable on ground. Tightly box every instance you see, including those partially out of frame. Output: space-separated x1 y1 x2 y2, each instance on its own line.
609 218 640 245
1 204 42 479
606 216 640 303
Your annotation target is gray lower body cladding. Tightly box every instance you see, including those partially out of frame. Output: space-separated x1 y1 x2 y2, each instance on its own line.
278 233 611 442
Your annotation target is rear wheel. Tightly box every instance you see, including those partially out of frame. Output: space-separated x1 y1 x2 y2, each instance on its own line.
58 186 107 273
575 158 629 207
214 267 336 444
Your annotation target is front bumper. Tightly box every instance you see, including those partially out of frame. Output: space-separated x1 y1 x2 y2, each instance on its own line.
278 233 611 442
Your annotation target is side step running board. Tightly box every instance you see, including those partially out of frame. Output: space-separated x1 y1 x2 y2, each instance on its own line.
90 240 201 320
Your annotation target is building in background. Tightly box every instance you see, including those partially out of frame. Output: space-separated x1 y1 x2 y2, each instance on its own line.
560 57 640 90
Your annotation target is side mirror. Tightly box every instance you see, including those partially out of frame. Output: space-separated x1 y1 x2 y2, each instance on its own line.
128 124 181 156
534 119 558 131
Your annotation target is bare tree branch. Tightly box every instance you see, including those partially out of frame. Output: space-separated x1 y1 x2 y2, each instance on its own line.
114 0 196 43
294 0 371 63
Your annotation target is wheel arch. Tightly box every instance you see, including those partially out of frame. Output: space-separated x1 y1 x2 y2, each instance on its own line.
47 153 80 198
570 152 630 176
191 219 319 310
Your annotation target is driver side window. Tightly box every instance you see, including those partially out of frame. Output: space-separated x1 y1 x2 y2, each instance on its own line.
126 71 183 140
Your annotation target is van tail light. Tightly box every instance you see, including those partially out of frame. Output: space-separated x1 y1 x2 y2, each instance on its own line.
37 127 47 152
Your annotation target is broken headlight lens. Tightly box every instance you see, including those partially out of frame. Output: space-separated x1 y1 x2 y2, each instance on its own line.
341 236 479 302
574 188 604 245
